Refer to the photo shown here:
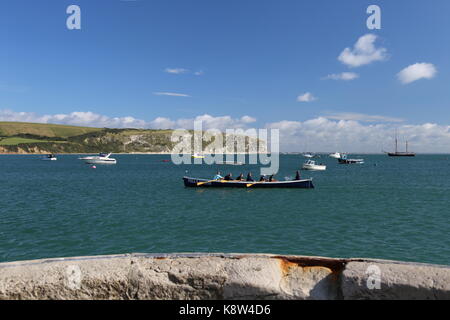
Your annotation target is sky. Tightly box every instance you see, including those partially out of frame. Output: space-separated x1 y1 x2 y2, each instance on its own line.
1 0 450 152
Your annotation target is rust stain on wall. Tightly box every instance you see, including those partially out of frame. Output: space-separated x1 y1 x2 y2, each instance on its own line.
274 256 348 274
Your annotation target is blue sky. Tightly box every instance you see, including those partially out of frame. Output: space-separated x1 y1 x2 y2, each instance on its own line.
2 0 450 151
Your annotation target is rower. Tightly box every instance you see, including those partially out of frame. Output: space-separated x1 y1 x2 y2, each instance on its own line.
224 173 232 181
236 173 244 181
259 175 266 182
295 170 301 180
246 172 254 182
269 174 277 182
214 171 223 180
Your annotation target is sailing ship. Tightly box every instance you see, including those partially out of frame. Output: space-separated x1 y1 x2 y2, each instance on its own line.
385 132 416 157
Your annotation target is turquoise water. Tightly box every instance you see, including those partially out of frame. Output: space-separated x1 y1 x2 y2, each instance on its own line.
1 154 449 265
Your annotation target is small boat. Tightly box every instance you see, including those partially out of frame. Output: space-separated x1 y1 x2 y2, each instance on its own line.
302 160 326 171
329 152 343 159
42 154 57 161
183 176 314 189
215 161 244 165
303 152 314 158
337 154 364 164
78 153 117 164
191 153 205 159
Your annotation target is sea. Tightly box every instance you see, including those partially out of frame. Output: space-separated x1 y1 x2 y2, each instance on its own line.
0 154 449 265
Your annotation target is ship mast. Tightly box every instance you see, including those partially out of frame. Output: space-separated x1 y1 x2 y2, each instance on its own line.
395 129 398 153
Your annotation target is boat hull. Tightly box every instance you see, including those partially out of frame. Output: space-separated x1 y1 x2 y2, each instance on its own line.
302 165 326 171
84 159 117 164
215 161 244 165
183 177 314 189
329 153 342 159
338 158 364 164
387 152 416 157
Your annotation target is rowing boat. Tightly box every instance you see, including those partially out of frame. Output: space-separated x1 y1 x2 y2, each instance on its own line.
183 176 314 188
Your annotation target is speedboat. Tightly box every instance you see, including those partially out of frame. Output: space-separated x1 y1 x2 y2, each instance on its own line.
329 152 343 159
337 154 364 164
42 154 57 161
191 153 205 159
78 153 117 164
302 160 326 171
303 152 314 158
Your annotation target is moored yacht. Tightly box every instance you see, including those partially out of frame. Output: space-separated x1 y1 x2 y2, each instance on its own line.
302 160 326 171
79 153 117 164
337 154 364 164
42 154 57 161
329 152 343 159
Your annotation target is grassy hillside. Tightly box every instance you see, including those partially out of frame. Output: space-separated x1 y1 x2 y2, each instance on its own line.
0 121 266 154
0 122 101 138
0 137 67 146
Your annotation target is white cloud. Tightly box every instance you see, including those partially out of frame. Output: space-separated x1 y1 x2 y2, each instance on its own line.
174 114 256 131
3 109 450 153
240 115 257 123
297 92 316 102
324 112 404 123
0 109 255 132
0 109 147 128
338 34 387 67
194 71 204 76
153 92 191 97
323 72 359 81
266 117 450 153
164 68 189 74
397 63 437 84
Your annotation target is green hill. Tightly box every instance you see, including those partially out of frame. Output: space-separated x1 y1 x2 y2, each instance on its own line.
0 122 101 138
0 121 265 154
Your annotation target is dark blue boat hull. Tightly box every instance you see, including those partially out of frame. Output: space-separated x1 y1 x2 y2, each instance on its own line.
183 177 314 189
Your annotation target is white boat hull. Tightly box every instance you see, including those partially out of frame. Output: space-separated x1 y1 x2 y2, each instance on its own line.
329 153 342 159
302 164 326 171
302 160 326 171
84 159 116 164
79 153 116 164
42 158 57 161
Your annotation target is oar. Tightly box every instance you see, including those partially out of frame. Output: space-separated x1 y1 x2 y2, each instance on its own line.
197 179 222 186
246 181 263 187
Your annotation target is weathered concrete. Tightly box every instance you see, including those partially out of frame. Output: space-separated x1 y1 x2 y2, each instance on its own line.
342 260 450 300
0 253 449 300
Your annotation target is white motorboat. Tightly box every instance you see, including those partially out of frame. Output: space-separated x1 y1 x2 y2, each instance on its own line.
337 154 364 164
329 152 344 159
42 154 57 161
302 160 326 171
79 153 117 164
303 152 314 158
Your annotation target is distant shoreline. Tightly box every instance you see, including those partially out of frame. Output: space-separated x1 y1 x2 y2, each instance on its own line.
1 152 449 155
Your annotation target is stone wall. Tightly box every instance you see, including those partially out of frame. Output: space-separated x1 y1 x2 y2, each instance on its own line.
0 253 449 299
